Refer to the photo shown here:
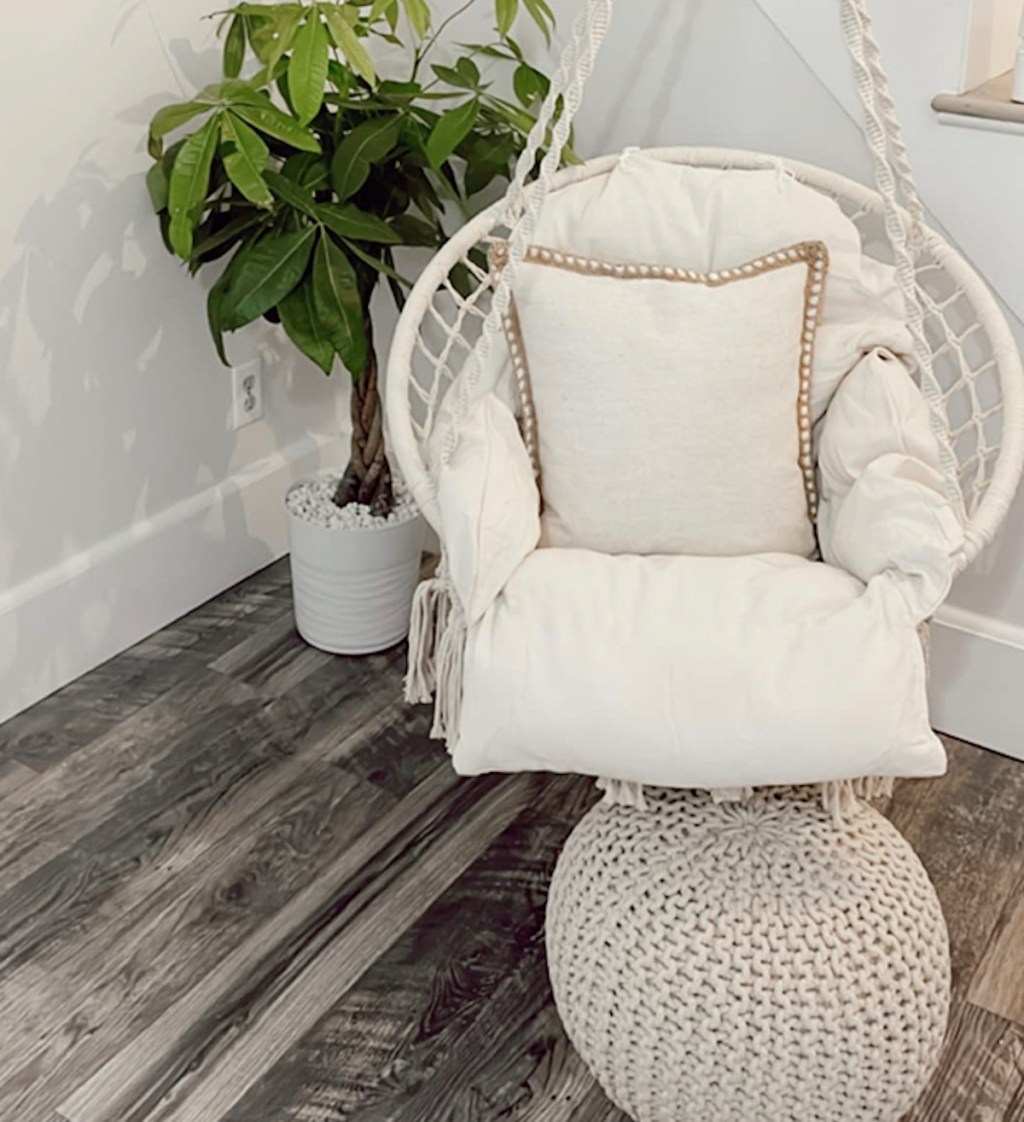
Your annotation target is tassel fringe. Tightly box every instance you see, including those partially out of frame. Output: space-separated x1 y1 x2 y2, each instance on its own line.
404 570 467 748
431 600 466 743
597 778 649 811
593 776 894 825
711 786 755 804
820 776 896 826
404 577 446 704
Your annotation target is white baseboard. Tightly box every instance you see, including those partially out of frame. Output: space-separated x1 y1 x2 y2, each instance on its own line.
930 605 1024 761
0 433 346 727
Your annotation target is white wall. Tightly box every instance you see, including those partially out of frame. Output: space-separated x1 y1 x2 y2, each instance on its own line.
536 0 1024 754
964 0 1022 88
5 0 1023 749
0 0 353 722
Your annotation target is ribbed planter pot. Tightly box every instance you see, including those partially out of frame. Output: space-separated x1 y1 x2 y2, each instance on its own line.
287 478 426 655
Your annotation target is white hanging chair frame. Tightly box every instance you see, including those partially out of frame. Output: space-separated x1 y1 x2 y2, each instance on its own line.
385 0 1024 574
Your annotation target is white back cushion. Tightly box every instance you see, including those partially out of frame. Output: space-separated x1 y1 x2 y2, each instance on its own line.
529 152 912 418
509 243 824 555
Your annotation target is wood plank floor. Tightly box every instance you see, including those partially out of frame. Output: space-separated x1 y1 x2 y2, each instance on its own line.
0 557 1022 1121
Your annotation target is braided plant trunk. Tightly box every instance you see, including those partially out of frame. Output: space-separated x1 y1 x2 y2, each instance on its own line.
332 319 395 518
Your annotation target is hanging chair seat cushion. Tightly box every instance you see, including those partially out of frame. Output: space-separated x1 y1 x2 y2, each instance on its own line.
452 548 945 790
437 349 963 790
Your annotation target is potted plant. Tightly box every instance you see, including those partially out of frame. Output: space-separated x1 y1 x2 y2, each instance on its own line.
147 0 561 653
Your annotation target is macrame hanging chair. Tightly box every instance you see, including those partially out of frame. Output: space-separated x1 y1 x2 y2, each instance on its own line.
385 0 1024 774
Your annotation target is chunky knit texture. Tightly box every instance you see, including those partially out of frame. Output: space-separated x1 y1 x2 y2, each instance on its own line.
546 787 950 1122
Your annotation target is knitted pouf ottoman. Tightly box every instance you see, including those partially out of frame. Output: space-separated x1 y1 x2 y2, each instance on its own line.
546 787 950 1122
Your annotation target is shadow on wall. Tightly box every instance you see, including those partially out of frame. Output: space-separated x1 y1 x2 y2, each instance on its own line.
591 0 703 151
0 8 338 713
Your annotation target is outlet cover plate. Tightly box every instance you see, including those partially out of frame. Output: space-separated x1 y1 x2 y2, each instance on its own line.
231 358 264 430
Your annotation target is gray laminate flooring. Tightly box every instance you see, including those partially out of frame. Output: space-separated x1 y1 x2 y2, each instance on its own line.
0 557 1022 1121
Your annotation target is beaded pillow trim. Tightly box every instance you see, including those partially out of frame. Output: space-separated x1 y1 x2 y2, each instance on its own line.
488 239 830 521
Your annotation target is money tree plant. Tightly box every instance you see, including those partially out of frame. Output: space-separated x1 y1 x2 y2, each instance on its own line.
148 0 561 515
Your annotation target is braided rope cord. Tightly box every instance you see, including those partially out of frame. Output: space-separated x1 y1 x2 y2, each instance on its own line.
393 2 1022 566
840 0 965 522
437 0 614 469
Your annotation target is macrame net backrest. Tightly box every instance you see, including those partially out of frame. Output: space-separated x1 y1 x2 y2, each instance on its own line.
386 0 1024 573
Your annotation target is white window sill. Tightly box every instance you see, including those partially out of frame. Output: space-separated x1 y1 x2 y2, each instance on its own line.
933 70 1024 135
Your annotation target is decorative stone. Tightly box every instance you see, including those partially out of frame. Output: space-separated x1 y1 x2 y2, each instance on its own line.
546 787 950 1122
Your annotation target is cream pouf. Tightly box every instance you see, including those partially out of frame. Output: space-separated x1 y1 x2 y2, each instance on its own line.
545 787 950 1122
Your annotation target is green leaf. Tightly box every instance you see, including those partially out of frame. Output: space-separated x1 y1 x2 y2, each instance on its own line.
431 62 480 90
483 94 535 134
220 226 316 329
208 273 231 364
369 0 395 18
189 211 265 270
280 276 335 373
223 15 246 78
313 233 367 376
264 169 320 218
495 0 518 36
232 98 322 152
400 0 430 38
513 63 549 107
457 41 517 60
247 6 304 71
330 114 400 200
323 6 376 86
195 77 265 105
221 113 273 208
389 212 439 246
522 0 554 43
317 202 401 243
341 237 411 286
168 114 221 258
288 12 329 124
455 57 481 87
504 33 526 61
281 151 330 189
146 160 169 212
425 99 478 168
460 131 515 195
149 100 212 155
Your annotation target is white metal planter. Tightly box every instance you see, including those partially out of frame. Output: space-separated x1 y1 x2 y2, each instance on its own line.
287 479 425 655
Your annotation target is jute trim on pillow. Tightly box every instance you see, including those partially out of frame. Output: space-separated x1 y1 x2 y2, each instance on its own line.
489 239 830 520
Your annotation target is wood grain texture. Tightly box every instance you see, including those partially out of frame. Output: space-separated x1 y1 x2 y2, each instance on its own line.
883 736 1024 997
0 758 37 798
0 558 1021 1122
968 870 1024 1026
220 776 599 1122
61 774 536 1122
50 762 455 1119
903 1001 1024 1122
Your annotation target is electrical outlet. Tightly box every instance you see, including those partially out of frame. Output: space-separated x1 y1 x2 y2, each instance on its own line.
231 359 264 430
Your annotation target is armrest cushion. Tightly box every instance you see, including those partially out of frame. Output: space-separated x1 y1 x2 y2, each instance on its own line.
817 348 964 620
436 394 541 624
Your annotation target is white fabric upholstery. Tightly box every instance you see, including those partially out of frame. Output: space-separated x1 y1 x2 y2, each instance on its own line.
436 394 540 625
414 159 967 793
519 153 913 420
515 252 819 555
487 155 913 556
818 348 965 619
454 549 945 790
